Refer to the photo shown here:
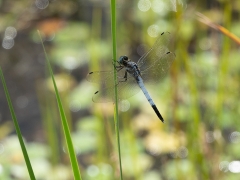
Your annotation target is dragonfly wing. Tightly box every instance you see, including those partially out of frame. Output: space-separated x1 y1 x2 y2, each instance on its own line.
92 84 115 103
86 71 115 84
136 32 175 83
137 32 172 69
140 51 175 83
87 68 125 102
86 66 127 83
117 75 140 101
92 73 140 103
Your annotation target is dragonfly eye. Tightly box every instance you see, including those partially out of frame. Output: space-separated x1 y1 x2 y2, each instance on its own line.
118 56 128 64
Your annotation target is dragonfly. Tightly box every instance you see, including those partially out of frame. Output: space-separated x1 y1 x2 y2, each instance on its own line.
87 32 175 122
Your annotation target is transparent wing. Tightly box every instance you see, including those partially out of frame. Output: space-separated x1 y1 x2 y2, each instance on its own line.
137 32 172 70
88 70 140 103
116 75 140 101
86 71 114 84
137 32 175 82
140 52 175 82
86 66 127 84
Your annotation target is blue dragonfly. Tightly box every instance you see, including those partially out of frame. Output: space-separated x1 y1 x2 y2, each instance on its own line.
87 32 175 122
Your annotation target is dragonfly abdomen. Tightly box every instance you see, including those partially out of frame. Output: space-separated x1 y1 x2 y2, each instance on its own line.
137 77 164 122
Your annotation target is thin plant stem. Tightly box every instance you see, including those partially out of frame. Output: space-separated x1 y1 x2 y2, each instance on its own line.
110 0 123 179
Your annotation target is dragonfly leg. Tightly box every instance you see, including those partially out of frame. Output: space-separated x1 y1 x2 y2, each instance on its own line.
112 61 123 69
113 61 125 72
117 66 124 72
119 71 128 82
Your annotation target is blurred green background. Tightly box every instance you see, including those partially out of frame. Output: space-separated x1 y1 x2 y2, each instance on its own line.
0 0 240 179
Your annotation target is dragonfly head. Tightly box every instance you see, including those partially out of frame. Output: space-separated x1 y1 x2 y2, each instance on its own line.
118 56 129 65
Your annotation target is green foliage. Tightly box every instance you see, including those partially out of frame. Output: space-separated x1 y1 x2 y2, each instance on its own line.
1 0 240 180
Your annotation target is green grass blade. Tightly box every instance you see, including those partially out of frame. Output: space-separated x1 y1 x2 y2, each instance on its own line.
0 67 36 180
37 31 82 180
110 0 123 179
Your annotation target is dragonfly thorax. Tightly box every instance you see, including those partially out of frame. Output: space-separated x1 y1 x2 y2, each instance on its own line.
118 56 141 78
127 62 141 78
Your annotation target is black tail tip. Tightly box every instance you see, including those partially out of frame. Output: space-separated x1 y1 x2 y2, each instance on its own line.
152 105 164 123
159 116 164 123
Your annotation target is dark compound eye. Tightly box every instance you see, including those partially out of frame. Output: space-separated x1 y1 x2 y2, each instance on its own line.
123 56 128 60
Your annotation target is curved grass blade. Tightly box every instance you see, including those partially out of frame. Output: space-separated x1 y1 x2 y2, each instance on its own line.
37 31 82 180
0 67 36 180
196 12 240 45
